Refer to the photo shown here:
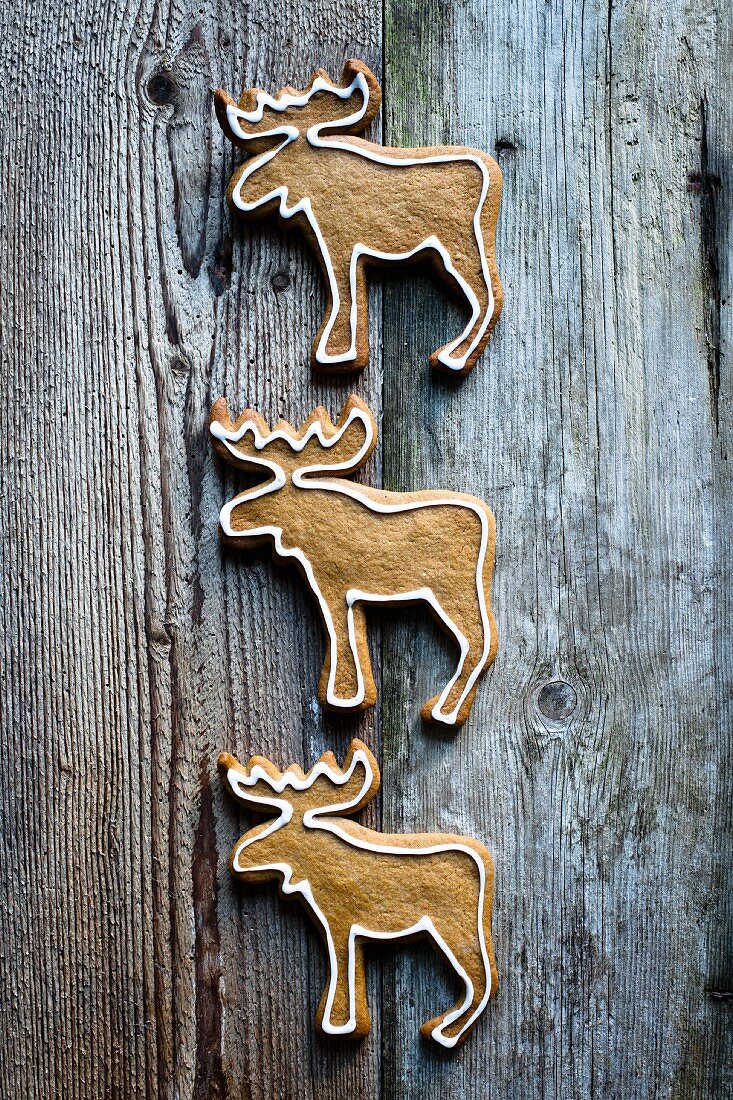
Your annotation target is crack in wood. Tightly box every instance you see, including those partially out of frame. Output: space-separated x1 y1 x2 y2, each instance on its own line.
697 95 722 434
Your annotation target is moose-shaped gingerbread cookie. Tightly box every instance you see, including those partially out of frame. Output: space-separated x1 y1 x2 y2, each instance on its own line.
216 59 503 376
210 394 497 729
219 739 497 1047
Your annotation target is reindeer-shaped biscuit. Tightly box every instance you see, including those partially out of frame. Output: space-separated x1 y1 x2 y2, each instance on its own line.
210 394 497 729
219 739 497 1047
216 59 503 376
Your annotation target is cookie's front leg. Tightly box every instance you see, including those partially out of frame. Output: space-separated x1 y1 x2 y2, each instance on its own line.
316 928 371 1039
318 599 376 712
313 248 369 371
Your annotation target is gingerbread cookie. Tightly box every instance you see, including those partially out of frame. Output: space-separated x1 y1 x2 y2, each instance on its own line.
215 59 503 376
219 739 497 1047
210 394 497 729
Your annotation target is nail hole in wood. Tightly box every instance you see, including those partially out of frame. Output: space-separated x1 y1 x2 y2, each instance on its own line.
687 171 721 193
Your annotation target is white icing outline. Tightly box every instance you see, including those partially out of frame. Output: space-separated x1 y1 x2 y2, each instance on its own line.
225 747 493 1048
211 404 494 727
223 71 497 371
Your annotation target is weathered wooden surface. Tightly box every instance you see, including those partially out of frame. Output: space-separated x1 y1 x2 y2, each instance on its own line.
0 0 730 1096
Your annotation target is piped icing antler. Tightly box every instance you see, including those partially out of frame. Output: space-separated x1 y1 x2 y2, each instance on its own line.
301 740 381 814
215 59 381 146
218 751 288 809
219 740 380 814
210 394 377 475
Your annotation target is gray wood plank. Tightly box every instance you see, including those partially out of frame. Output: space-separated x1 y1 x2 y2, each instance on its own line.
381 0 732 1097
0 2 383 1098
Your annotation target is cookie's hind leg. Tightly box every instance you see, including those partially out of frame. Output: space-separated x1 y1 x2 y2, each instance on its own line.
430 229 497 375
419 921 492 1048
313 250 369 370
318 600 376 712
421 599 491 729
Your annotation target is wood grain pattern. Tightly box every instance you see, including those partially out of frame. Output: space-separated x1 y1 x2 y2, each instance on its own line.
0 0 730 1097
381 1 733 1097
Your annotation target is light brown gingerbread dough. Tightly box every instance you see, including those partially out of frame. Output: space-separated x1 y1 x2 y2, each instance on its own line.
216 59 503 376
219 738 497 1047
210 393 498 729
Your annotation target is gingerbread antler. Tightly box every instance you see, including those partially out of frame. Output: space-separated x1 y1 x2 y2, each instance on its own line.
219 740 380 817
215 59 381 148
210 394 376 476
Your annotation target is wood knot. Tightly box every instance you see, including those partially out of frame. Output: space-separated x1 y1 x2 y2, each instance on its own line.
147 71 177 106
271 270 291 293
170 357 190 377
537 680 577 721
209 236 233 296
